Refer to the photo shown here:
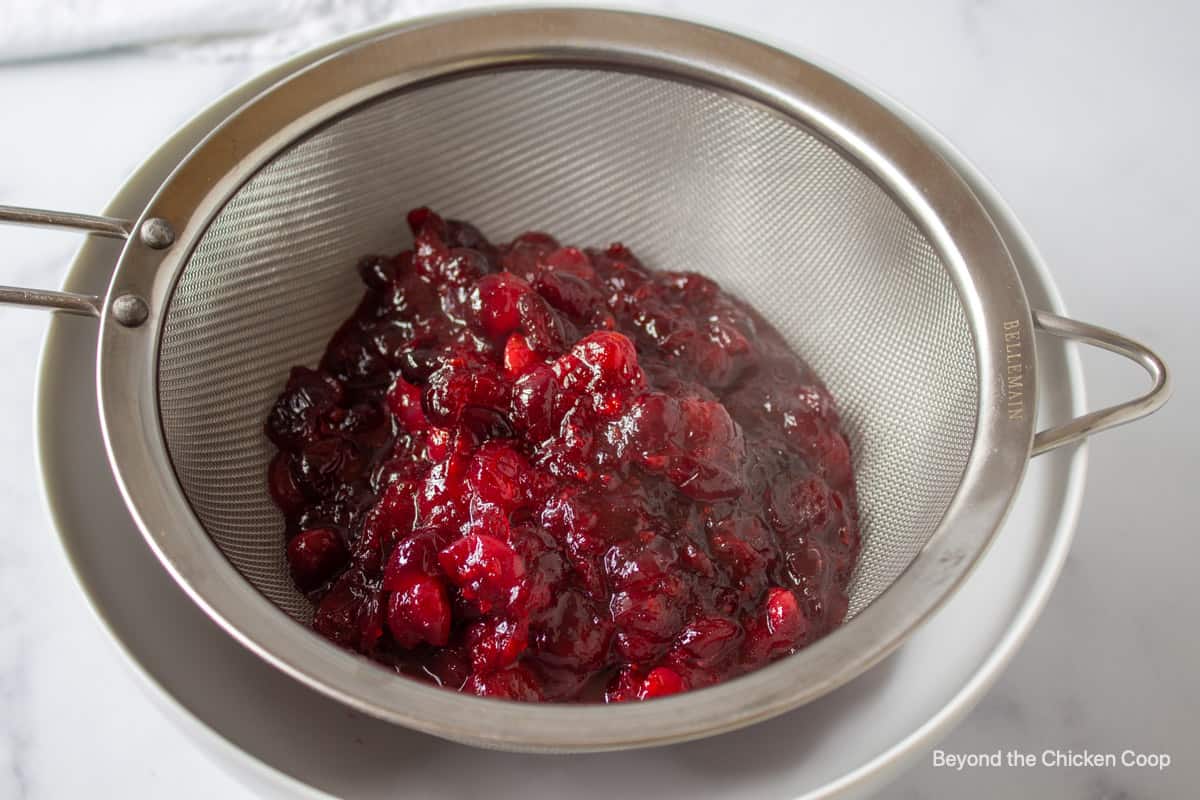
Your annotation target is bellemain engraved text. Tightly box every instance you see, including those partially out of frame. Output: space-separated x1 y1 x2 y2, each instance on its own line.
1002 319 1024 420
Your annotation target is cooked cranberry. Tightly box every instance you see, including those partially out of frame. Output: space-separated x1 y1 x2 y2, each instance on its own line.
423 356 507 427
406 206 443 237
294 437 366 498
466 616 529 673
470 273 530 339
499 231 560 282
386 272 440 334
386 572 452 648
558 331 645 405
445 218 494 254
396 347 441 384
464 663 543 701
533 590 613 674
331 402 388 445
708 516 775 581
767 474 833 543
502 333 537 375
267 451 306 516
516 291 572 355
654 398 745 500
357 254 397 292
742 587 810 665
265 367 343 451
443 247 491 286
459 406 515 441
266 208 860 703
313 570 381 652
510 365 559 442
507 524 564 617
381 527 442 589
320 322 388 389
467 442 529 510
604 666 644 702
638 666 688 699
670 616 744 673
287 528 348 592
540 247 595 280
386 376 428 431
535 270 602 320
766 587 805 637
439 534 526 613
611 586 688 662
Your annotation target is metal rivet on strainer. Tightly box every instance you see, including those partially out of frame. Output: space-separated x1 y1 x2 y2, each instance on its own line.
139 217 174 249
111 294 149 327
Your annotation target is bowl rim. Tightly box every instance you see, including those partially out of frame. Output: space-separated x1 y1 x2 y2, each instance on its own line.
88 7 1038 750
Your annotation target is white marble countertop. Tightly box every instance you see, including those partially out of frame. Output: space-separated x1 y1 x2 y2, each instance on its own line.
0 1 1195 797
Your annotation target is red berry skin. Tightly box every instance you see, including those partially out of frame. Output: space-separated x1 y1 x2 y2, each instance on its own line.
499 232 559 282
742 587 811 667
556 331 646 407
438 534 527 613
381 528 443 591
386 572 452 648
610 588 687 664
371 480 419 534
670 616 743 674
539 246 595 280
604 666 643 703
286 528 348 592
312 570 381 653
467 441 529 511
466 616 530 673
406 206 442 236
765 587 804 638
535 270 602 320
464 664 544 701
294 436 365 499
510 365 559 443
267 452 306 516
503 333 538 375
357 253 398 291
386 377 429 431
470 273 530 339
265 367 344 451
638 666 688 700
532 590 613 674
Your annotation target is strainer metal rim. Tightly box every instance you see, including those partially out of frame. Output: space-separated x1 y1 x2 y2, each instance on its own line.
88 8 1038 750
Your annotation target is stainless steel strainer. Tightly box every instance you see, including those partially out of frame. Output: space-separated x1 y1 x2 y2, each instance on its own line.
0 9 1170 752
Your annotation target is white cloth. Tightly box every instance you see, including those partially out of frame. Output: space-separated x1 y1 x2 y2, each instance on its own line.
0 0 479 63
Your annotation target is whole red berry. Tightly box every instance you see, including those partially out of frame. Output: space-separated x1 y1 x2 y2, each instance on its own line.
286 528 347 592
387 572 452 648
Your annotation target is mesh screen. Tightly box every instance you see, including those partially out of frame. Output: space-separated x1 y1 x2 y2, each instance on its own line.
159 68 978 623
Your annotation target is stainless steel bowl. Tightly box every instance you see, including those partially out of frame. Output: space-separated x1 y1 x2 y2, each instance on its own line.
0 9 1169 751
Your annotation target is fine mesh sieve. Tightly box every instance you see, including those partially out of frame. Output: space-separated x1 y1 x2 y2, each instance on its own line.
158 67 978 624
0 10 1169 752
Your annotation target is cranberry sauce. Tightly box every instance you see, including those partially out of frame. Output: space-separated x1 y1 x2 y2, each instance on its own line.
265 208 860 702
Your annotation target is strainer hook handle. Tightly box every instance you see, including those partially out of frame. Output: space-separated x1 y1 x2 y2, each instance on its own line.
1031 309 1171 455
0 204 133 318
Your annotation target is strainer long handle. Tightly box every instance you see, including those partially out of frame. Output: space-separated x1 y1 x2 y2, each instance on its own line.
0 204 133 317
1031 309 1171 455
